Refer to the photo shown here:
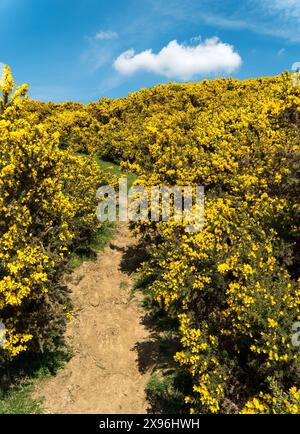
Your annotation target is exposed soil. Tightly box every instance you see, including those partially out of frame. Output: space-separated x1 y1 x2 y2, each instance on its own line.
34 224 152 414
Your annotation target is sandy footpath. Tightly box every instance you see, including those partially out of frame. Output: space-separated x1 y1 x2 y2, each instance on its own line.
34 224 151 414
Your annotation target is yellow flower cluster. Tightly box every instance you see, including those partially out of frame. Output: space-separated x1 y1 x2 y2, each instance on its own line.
89 73 300 413
0 66 109 360
241 385 300 414
7 64 299 412
174 314 225 413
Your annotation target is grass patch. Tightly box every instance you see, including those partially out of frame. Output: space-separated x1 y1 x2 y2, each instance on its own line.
69 222 116 268
96 156 138 189
120 280 129 289
147 370 190 414
0 383 42 414
0 346 72 414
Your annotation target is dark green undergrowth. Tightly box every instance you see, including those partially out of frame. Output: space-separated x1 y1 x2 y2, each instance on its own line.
69 222 116 268
134 272 190 414
0 344 71 414
147 370 191 414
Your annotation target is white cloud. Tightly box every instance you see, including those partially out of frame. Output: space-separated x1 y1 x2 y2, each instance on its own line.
198 13 247 30
94 30 118 40
147 0 300 43
263 0 300 20
114 37 242 80
251 0 300 41
82 30 120 72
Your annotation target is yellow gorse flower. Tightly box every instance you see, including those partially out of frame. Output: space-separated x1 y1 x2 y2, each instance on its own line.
0 66 112 360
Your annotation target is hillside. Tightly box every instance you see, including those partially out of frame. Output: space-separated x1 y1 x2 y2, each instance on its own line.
1 68 300 414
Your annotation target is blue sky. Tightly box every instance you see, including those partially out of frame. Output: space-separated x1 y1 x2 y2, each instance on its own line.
1 0 300 102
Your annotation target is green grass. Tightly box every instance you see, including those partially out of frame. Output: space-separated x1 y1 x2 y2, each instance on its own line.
147 371 190 414
69 222 116 268
120 280 129 289
0 346 71 414
74 153 138 189
96 156 138 189
0 383 42 414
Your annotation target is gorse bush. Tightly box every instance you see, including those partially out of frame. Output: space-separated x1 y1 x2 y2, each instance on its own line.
0 66 108 362
2 63 300 413
42 109 103 154
87 74 300 413
21 100 103 155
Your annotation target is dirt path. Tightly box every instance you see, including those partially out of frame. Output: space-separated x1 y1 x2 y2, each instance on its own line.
34 224 151 413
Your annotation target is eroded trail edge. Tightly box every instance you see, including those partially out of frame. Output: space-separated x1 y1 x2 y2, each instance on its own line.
35 224 151 413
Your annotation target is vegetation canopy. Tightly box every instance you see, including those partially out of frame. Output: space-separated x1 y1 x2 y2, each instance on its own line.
1 64 300 414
